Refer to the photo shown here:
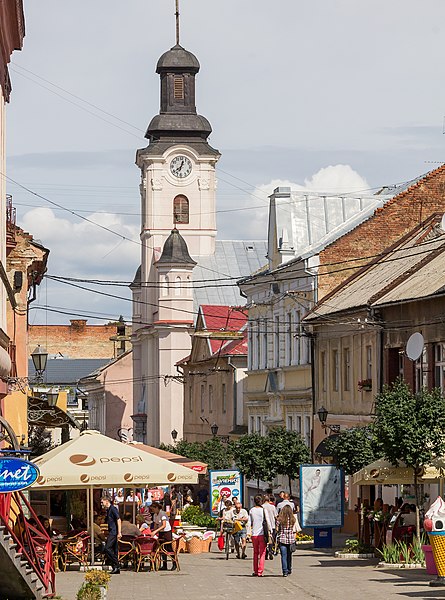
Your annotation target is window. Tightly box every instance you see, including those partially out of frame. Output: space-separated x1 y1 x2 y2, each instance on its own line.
222 383 227 413
189 385 193 413
262 319 268 369
256 416 262 434
332 349 339 391
175 276 181 296
249 415 255 433
343 348 350 391
435 343 445 390
274 315 280 367
321 351 327 392
209 384 213 413
415 347 428 392
173 75 184 100
200 384 205 413
294 311 301 364
304 416 311 447
162 275 169 297
173 195 189 224
287 415 293 431
296 416 302 435
366 346 372 380
286 312 293 366
256 320 261 370
186 276 192 296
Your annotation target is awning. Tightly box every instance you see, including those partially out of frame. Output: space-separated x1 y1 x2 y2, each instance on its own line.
130 442 207 475
353 458 441 485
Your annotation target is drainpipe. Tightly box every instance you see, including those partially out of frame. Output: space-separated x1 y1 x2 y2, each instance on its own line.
228 357 237 432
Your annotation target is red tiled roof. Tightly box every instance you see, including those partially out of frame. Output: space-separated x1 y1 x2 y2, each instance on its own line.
213 330 248 357
200 305 247 354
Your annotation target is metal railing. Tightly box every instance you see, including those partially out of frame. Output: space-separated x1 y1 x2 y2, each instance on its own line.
0 490 55 597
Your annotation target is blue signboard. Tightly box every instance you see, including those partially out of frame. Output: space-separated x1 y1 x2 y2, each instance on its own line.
0 457 40 493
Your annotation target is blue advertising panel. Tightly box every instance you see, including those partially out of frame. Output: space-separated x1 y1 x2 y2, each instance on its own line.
0 457 40 493
209 469 243 517
300 464 344 528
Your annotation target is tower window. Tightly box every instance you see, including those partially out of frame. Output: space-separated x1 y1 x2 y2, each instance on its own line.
173 195 189 224
174 76 184 100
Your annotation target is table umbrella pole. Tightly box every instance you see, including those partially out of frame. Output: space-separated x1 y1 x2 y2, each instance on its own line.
90 487 95 565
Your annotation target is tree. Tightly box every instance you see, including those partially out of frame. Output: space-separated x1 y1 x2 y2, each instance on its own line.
373 379 445 540
28 426 52 458
263 427 310 494
159 438 233 470
325 425 378 475
232 433 272 490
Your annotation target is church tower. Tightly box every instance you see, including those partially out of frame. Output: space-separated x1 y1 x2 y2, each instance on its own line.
132 16 220 445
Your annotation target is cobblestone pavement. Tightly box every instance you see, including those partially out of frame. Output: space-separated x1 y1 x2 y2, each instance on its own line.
55 545 445 600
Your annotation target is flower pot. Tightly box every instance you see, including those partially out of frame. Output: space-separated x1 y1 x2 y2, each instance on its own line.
100 586 107 600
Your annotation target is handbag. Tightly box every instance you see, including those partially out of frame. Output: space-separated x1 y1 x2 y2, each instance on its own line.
217 534 225 551
262 508 270 544
290 541 297 553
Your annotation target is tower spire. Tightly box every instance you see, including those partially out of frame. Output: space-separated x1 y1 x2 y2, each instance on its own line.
175 0 180 45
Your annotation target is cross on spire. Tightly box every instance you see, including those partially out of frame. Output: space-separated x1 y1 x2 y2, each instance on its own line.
175 0 180 45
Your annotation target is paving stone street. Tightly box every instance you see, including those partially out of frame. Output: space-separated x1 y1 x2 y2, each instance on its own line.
56 544 445 600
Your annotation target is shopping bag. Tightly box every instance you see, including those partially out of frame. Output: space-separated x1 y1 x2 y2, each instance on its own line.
233 520 243 533
217 534 225 550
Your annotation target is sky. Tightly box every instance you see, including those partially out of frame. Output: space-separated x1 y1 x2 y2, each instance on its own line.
6 0 445 325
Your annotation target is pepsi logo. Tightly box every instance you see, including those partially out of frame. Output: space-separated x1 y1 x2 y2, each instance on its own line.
70 454 96 467
80 474 90 483
124 473 133 482
37 476 46 485
167 473 177 482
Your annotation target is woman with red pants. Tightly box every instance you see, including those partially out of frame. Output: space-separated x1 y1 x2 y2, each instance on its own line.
249 495 267 577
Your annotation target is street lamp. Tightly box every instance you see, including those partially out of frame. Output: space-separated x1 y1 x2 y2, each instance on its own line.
317 405 340 433
31 345 48 383
171 429 178 442
210 422 219 437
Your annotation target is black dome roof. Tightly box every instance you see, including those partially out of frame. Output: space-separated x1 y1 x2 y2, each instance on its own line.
156 44 200 73
155 228 197 267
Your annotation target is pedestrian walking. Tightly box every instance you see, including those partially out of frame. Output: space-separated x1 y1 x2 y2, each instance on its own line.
262 494 277 559
100 494 122 574
276 505 299 577
249 494 267 577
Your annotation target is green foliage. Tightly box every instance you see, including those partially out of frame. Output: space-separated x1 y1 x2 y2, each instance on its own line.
343 538 373 554
377 540 425 565
76 582 101 600
374 380 445 471
181 505 217 528
28 425 53 458
159 438 233 470
325 425 378 475
231 433 272 484
263 427 310 491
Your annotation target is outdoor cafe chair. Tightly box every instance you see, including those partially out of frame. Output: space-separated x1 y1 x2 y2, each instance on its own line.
153 538 181 572
134 536 158 572
118 538 137 570
61 531 90 570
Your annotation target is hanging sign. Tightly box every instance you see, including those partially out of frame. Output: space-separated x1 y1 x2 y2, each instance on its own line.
0 457 40 493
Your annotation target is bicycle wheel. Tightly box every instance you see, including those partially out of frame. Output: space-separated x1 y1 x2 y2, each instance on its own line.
225 532 230 560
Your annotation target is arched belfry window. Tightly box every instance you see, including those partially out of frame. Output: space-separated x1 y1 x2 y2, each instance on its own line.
173 195 189 224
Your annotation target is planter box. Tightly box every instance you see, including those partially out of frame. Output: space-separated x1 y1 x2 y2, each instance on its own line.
335 552 375 559
377 562 425 569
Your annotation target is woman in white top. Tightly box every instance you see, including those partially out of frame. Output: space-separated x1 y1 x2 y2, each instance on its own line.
149 502 174 570
249 495 267 577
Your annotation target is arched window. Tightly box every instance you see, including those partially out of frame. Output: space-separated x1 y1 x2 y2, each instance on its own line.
162 275 169 296
175 276 181 296
173 195 189 224
186 275 192 296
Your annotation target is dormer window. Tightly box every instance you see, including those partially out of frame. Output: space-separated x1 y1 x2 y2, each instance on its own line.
173 195 189 224
174 76 184 100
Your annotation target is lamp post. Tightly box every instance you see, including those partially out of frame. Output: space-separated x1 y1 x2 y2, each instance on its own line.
171 429 178 442
30 345 48 383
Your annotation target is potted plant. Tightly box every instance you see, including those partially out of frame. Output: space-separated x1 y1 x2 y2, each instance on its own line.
77 570 111 600
358 378 372 391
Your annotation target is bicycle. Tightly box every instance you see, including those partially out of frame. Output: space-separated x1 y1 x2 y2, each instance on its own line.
222 521 235 560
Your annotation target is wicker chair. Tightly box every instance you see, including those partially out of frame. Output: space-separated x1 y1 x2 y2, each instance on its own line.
61 532 90 570
154 538 181 572
134 536 158 572
118 538 136 570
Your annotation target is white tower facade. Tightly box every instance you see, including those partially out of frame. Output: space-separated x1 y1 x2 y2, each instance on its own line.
132 43 220 445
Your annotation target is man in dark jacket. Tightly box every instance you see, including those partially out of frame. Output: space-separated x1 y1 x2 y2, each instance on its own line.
101 495 122 574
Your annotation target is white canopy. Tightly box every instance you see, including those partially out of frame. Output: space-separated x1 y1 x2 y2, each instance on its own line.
32 429 198 489
353 457 441 486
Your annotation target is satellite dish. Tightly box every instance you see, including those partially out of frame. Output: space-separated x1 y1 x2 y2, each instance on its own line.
406 332 424 361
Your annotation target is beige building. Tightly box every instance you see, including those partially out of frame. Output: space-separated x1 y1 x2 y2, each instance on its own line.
180 305 247 442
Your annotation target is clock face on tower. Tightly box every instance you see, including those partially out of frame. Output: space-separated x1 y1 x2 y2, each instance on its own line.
170 155 192 179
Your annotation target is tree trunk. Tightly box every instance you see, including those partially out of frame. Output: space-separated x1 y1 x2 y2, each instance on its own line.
414 468 421 543
288 475 292 495
257 478 260 492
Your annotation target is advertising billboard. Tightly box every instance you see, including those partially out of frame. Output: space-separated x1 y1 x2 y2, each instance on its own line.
300 464 344 527
209 469 243 516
